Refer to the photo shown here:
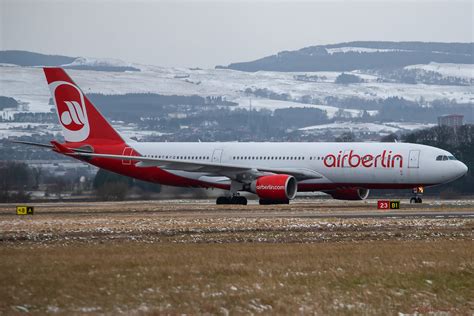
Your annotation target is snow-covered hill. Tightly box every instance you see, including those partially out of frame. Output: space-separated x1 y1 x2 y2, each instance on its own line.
0 62 472 117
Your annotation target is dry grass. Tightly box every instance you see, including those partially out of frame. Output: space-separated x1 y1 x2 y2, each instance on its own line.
1 240 473 315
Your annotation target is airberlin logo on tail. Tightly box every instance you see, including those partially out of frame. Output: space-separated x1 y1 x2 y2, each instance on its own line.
49 81 90 142
60 101 86 130
323 150 403 168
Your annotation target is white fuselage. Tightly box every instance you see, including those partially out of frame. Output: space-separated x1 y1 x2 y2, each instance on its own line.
130 141 467 190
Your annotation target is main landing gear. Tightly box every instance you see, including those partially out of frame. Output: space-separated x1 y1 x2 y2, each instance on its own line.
216 195 248 205
216 181 248 205
410 186 424 204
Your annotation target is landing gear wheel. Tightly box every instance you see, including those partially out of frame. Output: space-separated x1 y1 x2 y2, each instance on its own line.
410 197 423 204
216 196 247 205
410 187 424 204
216 196 229 205
231 196 247 205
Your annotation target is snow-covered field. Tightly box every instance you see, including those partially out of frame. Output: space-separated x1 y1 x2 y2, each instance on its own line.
231 97 376 118
0 62 472 117
300 122 436 134
0 121 169 140
405 63 474 80
0 122 61 138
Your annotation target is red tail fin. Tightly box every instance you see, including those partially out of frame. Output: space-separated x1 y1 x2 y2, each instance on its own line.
44 68 124 145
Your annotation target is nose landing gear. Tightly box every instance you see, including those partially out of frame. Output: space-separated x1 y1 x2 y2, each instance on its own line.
410 186 424 204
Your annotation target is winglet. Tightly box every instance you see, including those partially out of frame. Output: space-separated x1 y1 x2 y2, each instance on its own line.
51 141 75 155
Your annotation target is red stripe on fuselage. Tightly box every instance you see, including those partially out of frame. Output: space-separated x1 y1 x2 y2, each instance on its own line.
67 142 230 190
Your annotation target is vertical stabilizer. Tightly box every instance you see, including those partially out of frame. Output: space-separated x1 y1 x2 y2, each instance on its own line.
44 68 124 145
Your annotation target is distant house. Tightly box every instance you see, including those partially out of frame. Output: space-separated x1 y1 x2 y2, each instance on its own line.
438 114 464 127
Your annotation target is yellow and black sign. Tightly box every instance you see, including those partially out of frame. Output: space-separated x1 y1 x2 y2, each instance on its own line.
16 206 34 215
390 200 400 209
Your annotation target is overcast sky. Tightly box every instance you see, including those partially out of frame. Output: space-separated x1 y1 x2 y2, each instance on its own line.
1 0 472 68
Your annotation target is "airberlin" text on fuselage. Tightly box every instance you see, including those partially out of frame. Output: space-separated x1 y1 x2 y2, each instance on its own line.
324 150 403 168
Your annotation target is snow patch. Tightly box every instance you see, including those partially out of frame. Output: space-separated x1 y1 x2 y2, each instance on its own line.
233 97 372 119
61 57 135 69
327 47 411 54
404 62 474 80
300 121 435 134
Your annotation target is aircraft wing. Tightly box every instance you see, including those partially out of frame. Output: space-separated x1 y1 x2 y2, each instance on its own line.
72 151 322 181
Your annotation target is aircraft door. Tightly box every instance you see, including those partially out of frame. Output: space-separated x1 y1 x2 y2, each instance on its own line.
340 149 355 182
122 147 134 166
212 149 223 163
408 150 420 168
342 150 351 168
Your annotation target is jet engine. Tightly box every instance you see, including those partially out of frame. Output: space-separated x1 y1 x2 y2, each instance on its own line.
250 174 297 202
327 188 370 200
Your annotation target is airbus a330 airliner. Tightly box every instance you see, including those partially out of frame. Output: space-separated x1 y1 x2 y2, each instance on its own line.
15 68 468 205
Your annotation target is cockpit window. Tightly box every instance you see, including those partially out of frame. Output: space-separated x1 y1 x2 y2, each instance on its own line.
436 155 457 161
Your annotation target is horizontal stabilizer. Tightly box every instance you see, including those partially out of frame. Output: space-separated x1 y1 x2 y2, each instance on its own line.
10 140 53 149
51 141 75 154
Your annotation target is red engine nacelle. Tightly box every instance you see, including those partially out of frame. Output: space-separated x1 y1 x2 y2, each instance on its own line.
250 174 297 201
328 188 370 200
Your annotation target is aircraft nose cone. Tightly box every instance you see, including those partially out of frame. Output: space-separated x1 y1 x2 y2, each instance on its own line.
452 161 469 180
459 161 468 176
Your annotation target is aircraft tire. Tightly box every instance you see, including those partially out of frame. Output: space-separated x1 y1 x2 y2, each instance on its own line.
231 196 247 205
217 196 247 205
216 196 229 205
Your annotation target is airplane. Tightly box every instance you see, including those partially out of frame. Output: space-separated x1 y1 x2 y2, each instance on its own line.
14 68 468 205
